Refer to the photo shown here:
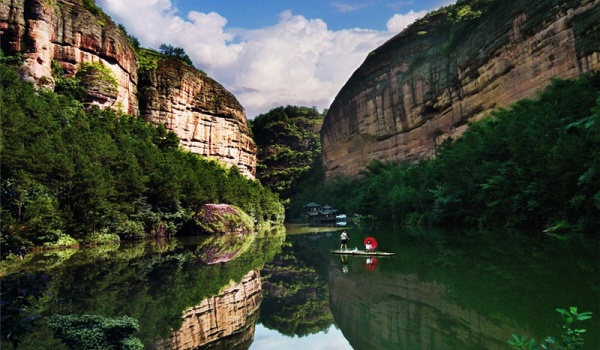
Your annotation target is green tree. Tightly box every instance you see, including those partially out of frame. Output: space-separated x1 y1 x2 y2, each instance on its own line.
1 60 283 256
290 73 600 234
47 314 143 350
251 106 324 207
158 44 194 67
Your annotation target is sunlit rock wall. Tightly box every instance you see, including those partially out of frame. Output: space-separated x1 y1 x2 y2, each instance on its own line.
0 0 138 114
321 0 600 178
139 57 257 179
0 0 257 178
154 270 262 350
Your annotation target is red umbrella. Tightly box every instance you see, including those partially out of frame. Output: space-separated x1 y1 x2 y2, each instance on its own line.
365 257 379 270
364 237 378 250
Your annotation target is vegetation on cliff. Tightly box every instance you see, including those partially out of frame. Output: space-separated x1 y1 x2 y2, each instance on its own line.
291 74 600 234
158 43 195 68
325 0 599 181
250 106 324 207
52 60 120 103
0 60 283 258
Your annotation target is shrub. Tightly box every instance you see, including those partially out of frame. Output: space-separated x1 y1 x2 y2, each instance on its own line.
47 314 143 350
509 307 593 350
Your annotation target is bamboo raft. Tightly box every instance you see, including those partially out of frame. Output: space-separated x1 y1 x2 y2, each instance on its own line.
331 249 395 256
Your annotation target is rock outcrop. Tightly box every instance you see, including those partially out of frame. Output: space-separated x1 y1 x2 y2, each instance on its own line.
154 270 262 350
138 56 257 178
191 204 255 236
321 0 600 178
0 0 257 179
0 0 138 114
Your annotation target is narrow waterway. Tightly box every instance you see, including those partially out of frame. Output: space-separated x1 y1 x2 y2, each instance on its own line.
1 224 598 350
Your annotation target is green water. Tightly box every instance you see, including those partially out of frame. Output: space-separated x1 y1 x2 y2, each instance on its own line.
1 224 598 350
323 226 600 350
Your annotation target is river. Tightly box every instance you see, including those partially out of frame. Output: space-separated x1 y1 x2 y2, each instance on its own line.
1 223 598 350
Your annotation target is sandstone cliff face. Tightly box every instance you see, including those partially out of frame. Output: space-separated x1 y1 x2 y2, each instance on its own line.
0 0 138 114
154 270 262 350
139 56 257 178
1 0 257 179
321 0 600 178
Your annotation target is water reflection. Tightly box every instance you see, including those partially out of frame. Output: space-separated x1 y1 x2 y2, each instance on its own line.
153 270 262 350
329 260 520 349
177 233 256 265
1 225 598 350
0 227 285 350
325 226 600 350
259 239 333 337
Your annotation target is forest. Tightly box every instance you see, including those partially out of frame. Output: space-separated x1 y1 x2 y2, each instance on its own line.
0 56 284 258
289 74 600 235
250 105 324 205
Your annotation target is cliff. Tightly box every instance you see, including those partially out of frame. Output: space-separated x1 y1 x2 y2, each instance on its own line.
0 0 138 114
0 0 257 179
321 0 600 178
138 51 257 178
153 270 262 350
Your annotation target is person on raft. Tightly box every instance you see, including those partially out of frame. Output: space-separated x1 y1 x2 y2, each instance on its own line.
340 230 349 250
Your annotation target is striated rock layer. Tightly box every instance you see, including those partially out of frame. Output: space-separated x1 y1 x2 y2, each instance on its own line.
0 0 257 178
0 0 138 114
321 0 600 178
139 57 257 178
153 270 262 350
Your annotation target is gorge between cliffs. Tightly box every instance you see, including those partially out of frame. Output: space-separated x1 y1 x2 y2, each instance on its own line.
1 0 599 349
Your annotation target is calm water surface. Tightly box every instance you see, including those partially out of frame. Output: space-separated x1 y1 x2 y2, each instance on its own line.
1 224 598 350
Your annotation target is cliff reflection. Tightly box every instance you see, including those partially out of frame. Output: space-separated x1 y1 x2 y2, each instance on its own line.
0 226 286 349
328 261 520 350
152 227 286 350
154 270 262 350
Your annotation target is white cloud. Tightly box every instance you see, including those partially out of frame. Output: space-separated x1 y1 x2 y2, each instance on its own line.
386 10 427 33
97 0 421 118
215 11 391 118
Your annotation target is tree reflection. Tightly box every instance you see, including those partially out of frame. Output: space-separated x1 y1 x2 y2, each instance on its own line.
259 234 334 336
0 226 286 349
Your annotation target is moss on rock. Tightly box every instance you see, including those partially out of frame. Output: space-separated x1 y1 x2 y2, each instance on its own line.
191 204 254 235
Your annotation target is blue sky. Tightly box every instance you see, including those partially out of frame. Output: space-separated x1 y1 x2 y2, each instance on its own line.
171 0 444 31
97 0 453 118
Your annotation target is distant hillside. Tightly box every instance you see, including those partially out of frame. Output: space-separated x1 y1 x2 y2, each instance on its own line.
251 106 324 203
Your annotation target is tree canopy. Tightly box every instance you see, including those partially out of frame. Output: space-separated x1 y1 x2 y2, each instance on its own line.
0 57 283 258
290 74 600 234
158 44 195 67
250 106 324 208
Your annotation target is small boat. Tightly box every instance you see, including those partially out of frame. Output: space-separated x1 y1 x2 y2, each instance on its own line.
331 249 395 256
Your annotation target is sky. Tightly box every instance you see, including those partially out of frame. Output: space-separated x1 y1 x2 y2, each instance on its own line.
96 0 453 119
249 324 352 350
